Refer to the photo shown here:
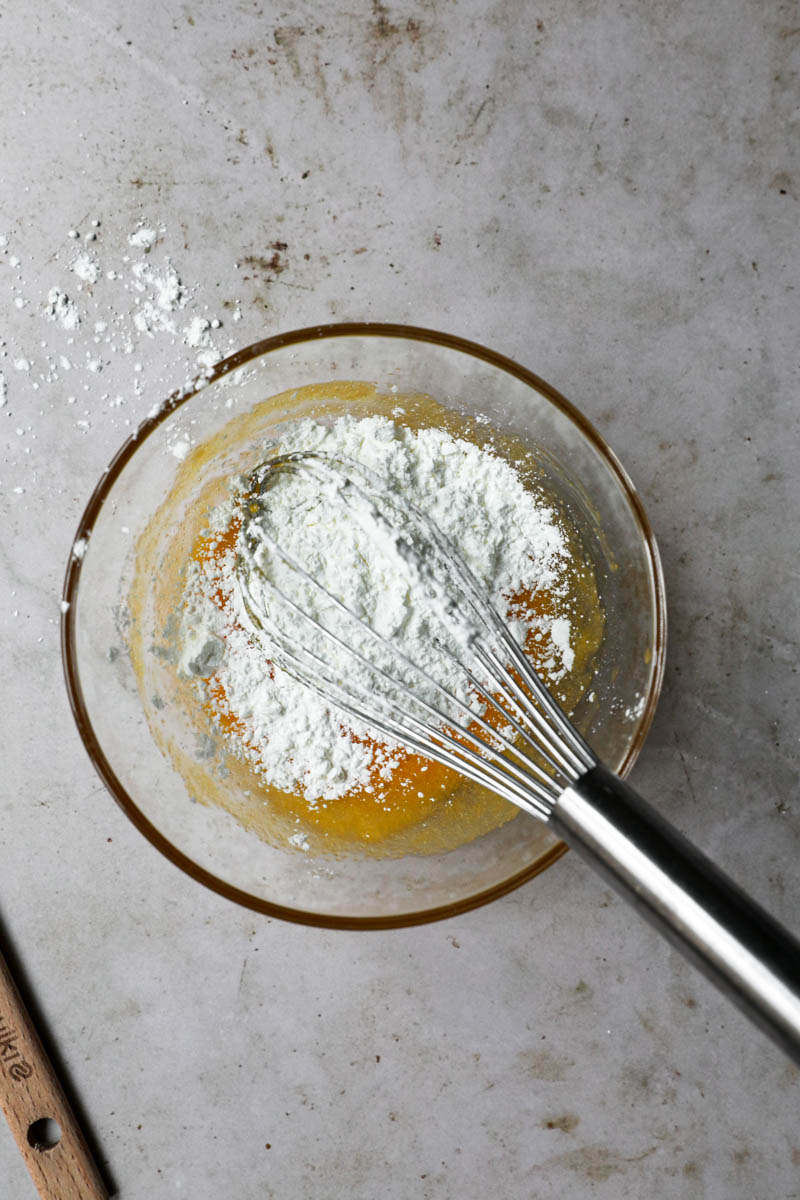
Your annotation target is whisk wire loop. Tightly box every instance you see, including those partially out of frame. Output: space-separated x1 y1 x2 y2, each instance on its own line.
238 532 562 816
236 450 596 816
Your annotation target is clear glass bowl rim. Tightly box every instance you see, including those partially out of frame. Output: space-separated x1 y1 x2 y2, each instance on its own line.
61 321 667 930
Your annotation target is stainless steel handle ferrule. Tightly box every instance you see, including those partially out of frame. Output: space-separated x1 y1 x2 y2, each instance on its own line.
550 765 800 1066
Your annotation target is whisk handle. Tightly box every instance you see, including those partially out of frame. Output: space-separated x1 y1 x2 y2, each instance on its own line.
550 765 800 1066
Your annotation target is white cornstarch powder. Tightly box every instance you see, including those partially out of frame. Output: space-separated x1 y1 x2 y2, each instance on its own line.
1 218 230 508
178 414 575 804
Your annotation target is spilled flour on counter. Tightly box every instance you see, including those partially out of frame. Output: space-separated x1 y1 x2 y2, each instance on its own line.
0 218 238 508
177 414 575 804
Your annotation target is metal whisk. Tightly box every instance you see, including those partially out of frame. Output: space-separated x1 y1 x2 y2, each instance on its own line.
237 450 800 1066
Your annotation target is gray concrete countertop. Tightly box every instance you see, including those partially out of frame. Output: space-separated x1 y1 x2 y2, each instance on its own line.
1 2 798 1196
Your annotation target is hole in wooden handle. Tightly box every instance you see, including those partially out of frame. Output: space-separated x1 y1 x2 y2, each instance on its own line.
27 1117 62 1152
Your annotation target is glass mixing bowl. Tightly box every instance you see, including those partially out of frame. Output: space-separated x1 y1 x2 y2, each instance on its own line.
61 324 666 928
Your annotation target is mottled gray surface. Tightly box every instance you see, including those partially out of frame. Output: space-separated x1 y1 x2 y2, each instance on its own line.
1 1 799 1196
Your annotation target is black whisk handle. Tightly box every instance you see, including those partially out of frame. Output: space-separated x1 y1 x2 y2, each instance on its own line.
550 764 800 1066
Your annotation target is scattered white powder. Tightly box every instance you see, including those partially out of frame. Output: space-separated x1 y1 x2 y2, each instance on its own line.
183 316 211 347
624 693 646 721
179 414 575 803
196 347 223 370
128 225 158 250
131 258 186 334
72 254 100 284
47 288 81 329
1 218 237 506
1 220 228 434
549 616 575 673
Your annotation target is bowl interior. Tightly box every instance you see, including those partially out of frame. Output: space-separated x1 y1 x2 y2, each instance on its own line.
62 325 665 927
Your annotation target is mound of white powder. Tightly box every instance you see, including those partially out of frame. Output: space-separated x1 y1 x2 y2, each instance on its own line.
179 414 574 803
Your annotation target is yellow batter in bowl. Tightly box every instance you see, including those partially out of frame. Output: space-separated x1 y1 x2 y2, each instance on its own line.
128 381 605 859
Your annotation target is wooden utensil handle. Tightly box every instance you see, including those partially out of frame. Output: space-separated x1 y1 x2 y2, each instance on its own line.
0 949 108 1200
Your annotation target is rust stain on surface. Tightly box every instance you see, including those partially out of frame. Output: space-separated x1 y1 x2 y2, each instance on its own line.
518 1048 573 1081
238 243 289 281
274 25 307 78
231 46 256 71
542 1113 579 1133
535 1144 657 1182
769 170 793 196
370 2 423 42
361 2 445 131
